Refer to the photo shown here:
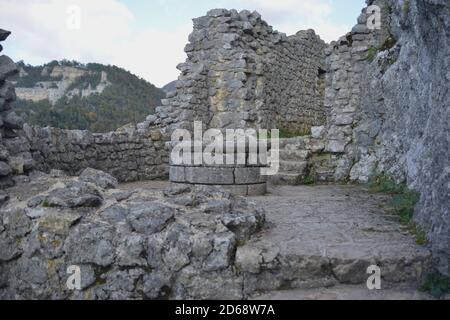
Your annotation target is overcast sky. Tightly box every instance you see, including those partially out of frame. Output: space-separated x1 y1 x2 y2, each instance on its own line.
0 0 366 87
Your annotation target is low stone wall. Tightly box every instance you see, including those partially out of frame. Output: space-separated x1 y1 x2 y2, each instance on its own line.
28 125 169 182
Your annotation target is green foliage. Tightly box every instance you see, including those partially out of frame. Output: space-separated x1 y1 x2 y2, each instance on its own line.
41 199 53 208
403 0 411 16
390 190 420 224
303 174 315 185
367 173 424 243
278 128 311 138
420 273 450 298
258 127 311 139
13 61 165 133
409 223 428 245
366 47 378 62
367 174 405 194
379 36 397 52
366 36 397 62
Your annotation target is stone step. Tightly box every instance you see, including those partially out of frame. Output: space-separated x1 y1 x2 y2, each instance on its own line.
268 172 304 185
277 136 311 149
241 185 432 297
279 160 308 173
278 149 310 161
249 284 436 300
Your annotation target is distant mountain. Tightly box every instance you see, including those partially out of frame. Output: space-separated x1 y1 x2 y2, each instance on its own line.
161 80 177 94
11 60 166 132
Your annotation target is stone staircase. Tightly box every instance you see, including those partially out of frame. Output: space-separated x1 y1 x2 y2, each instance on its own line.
240 185 433 298
269 137 315 185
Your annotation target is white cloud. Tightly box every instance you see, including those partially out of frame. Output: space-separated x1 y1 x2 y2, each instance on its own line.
243 0 350 41
0 0 353 87
0 0 190 87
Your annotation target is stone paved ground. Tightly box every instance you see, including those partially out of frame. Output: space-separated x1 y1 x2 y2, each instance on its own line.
250 284 434 300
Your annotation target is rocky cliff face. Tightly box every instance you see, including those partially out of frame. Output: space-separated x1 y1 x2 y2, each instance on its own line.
354 0 450 274
14 64 110 105
323 0 449 274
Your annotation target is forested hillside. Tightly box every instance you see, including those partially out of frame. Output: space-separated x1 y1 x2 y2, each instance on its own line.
12 60 165 132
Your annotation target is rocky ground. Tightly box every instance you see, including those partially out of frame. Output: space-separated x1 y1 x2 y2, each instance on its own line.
1 170 438 299
0 169 265 299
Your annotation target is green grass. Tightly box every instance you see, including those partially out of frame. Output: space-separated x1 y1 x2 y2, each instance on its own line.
366 47 378 62
420 273 450 298
303 174 315 185
41 199 57 208
367 174 424 244
258 128 311 139
409 223 428 245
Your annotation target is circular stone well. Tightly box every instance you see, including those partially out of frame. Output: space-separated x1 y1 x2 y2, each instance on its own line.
169 141 269 196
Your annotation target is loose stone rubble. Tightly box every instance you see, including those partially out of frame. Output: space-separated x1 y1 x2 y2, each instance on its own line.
0 171 265 299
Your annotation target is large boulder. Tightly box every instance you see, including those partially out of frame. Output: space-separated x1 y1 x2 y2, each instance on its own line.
79 168 118 189
0 29 11 42
0 161 12 177
44 180 103 208
0 55 18 81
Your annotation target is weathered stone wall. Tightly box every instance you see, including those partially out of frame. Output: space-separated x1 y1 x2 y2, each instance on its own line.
320 0 449 274
156 9 327 134
265 30 326 133
28 124 169 182
0 29 35 193
357 0 449 274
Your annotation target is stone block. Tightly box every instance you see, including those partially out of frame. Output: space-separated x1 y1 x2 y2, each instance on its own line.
184 166 234 185
169 166 185 183
247 183 267 196
235 167 267 184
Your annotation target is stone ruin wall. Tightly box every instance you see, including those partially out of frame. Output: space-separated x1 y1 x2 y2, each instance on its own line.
265 30 326 134
157 9 327 134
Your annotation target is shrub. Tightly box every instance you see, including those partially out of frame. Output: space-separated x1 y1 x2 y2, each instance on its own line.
367 174 424 243
420 272 450 298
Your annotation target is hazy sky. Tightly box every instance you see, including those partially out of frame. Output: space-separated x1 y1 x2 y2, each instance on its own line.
0 0 366 87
